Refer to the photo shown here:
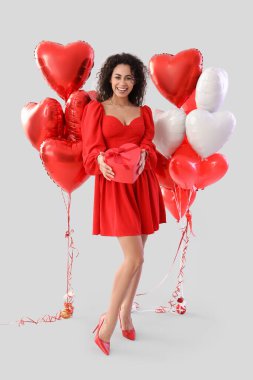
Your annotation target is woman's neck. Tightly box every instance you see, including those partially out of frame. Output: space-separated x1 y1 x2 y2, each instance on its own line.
110 95 131 107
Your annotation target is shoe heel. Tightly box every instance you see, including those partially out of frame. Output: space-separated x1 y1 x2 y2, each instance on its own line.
92 312 106 333
92 324 99 334
93 314 110 355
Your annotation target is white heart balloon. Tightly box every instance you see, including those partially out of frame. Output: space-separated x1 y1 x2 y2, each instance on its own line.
153 109 164 121
186 109 236 158
153 108 186 158
196 67 229 112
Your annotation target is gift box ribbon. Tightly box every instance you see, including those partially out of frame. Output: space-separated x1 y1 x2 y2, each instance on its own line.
105 145 139 169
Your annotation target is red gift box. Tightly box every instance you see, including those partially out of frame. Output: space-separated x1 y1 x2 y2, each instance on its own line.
104 143 142 183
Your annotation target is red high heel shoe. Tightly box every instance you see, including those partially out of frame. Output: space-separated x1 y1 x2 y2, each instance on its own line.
92 313 110 355
118 309 136 341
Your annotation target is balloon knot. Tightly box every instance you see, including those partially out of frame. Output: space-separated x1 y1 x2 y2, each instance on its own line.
65 228 74 238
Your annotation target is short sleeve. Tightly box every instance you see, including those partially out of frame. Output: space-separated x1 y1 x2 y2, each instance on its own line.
140 105 158 170
81 100 107 175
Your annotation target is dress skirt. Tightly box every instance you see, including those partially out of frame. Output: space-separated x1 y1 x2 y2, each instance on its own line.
93 168 167 236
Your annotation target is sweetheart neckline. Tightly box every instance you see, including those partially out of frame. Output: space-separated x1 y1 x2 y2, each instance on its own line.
100 103 143 126
104 114 142 126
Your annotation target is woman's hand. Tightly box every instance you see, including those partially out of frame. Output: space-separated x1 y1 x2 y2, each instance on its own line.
137 149 148 175
97 152 115 181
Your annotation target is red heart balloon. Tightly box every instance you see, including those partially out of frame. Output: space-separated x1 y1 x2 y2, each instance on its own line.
181 89 197 114
149 49 203 107
21 98 64 150
35 41 94 101
196 153 229 189
161 185 196 221
155 150 175 189
169 155 198 189
40 138 89 193
169 142 200 189
87 90 98 100
168 141 229 190
174 140 200 160
64 90 91 141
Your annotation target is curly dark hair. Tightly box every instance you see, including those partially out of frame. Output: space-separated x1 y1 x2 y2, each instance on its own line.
95 53 149 106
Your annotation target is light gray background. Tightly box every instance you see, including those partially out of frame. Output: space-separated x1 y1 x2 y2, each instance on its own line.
0 0 251 378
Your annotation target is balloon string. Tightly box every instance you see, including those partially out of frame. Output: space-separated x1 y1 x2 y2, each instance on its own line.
185 208 195 236
61 190 80 312
166 219 189 312
133 215 190 314
0 189 80 326
134 211 192 304
185 188 196 236
173 183 182 220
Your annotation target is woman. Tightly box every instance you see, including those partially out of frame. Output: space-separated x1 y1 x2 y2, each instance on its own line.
81 52 167 355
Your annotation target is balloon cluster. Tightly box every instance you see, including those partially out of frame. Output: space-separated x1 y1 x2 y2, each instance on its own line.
149 49 236 221
21 40 96 194
17 41 96 325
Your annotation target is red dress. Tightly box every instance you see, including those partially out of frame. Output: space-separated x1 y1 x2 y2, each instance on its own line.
81 99 167 236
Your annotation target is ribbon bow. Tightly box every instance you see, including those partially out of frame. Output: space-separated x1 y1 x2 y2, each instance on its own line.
105 144 139 169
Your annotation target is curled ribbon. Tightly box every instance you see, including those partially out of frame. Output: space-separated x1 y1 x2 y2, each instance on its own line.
185 209 195 236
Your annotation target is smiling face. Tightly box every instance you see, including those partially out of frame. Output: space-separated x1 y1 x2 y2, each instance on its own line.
110 64 135 98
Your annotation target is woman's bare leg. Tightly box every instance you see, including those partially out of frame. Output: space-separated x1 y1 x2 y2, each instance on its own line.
119 234 148 329
98 235 144 342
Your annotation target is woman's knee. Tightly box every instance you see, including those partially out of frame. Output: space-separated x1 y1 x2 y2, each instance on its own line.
126 255 144 273
117 235 144 269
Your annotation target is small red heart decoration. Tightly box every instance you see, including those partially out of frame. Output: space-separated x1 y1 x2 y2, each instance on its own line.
21 98 64 150
149 49 203 107
176 303 187 314
35 40 94 101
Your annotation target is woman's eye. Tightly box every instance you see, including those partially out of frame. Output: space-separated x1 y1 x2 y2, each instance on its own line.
115 77 133 80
